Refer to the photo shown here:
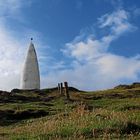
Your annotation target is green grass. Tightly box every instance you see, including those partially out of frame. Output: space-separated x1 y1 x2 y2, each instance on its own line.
0 85 140 139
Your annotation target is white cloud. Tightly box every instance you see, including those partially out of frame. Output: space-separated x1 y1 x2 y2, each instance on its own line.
98 9 136 36
64 9 136 63
44 53 140 91
0 0 33 91
55 9 140 91
96 54 140 80
65 38 105 61
0 23 25 91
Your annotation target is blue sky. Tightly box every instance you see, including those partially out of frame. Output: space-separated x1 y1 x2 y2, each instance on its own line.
0 0 140 91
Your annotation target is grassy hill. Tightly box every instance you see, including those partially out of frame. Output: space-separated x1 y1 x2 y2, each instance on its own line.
0 83 140 140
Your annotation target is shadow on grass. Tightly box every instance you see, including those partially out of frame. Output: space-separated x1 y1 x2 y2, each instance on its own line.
0 109 49 126
121 122 140 134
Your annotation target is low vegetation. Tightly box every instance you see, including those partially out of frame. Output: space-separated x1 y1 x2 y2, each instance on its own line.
0 83 140 139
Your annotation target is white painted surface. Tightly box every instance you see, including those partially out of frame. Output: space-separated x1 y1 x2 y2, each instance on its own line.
20 42 40 89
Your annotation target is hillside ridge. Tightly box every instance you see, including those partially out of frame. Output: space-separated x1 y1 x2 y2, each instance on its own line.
0 82 140 139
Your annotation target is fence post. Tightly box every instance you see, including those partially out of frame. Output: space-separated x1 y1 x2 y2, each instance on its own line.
64 81 70 100
60 82 63 95
58 83 60 94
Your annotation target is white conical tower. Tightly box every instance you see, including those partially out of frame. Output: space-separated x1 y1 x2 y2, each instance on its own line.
20 39 40 89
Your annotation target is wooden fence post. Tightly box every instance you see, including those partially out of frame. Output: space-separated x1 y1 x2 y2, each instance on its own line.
60 82 63 95
64 81 70 100
58 83 60 94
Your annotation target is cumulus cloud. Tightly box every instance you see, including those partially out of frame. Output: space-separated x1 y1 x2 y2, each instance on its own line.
51 9 140 91
0 0 32 91
43 53 140 90
0 23 25 90
63 10 136 62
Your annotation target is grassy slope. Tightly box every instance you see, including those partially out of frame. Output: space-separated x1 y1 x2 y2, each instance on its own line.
0 86 140 140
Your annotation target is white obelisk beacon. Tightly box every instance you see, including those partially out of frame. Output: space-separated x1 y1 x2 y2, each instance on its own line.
20 38 40 89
